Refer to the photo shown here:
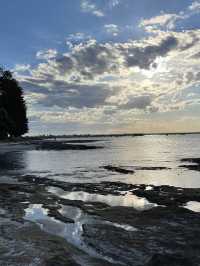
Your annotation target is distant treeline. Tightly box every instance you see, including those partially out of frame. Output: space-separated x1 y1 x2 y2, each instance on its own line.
22 132 200 140
0 68 28 139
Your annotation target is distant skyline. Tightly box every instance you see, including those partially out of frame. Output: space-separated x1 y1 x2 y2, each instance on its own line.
2 0 200 135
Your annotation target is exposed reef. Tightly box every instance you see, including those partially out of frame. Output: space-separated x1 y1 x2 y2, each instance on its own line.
0 176 200 265
102 165 135 174
35 141 103 150
179 158 200 171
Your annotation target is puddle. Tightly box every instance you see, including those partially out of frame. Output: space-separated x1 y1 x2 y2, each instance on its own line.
25 204 93 248
24 204 125 265
145 186 153 191
184 201 200 212
48 186 157 210
0 208 6 215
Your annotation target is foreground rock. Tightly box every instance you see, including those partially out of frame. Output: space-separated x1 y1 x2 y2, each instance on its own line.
1 173 200 265
83 206 200 266
16 175 200 207
0 182 120 266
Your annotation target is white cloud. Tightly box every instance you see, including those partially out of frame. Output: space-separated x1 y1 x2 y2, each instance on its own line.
66 32 92 49
36 49 58 60
140 13 183 31
140 1 200 32
80 0 104 17
108 0 122 8
189 1 200 11
104 24 120 36
14 64 31 73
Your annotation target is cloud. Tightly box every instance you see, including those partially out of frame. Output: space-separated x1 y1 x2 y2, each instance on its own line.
36 49 58 60
36 83 115 109
13 64 31 73
121 35 178 69
66 32 92 48
189 1 200 11
140 13 183 31
108 0 122 8
29 33 180 83
104 24 120 36
80 0 104 17
17 28 200 131
140 1 200 33
120 95 153 110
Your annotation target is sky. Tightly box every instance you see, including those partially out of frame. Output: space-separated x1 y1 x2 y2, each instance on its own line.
2 0 200 135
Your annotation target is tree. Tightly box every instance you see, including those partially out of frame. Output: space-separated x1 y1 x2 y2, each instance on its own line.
0 68 28 138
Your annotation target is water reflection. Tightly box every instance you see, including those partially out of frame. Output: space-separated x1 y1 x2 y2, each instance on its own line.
24 204 122 264
25 204 87 244
184 201 200 212
2 135 200 187
0 151 25 171
48 187 157 210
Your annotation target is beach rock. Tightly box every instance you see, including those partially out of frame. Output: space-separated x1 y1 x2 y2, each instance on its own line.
36 141 103 150
102 165 135 174
179 158 200 171
146 254 195 266
83 206 200 266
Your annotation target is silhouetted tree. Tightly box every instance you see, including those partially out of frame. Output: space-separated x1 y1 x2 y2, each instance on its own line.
0 68 28 138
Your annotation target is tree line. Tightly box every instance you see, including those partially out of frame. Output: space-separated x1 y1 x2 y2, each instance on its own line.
0 68 28 139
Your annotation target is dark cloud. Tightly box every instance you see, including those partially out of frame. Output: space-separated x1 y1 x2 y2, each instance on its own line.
56 55 74 74
20 80 48 94
39 86 110 108
27 35 179 86
50 36 178 80
72 42 117 78
121 36 178 69
191 51 200 59
120 95 153 110
23 79 116 108
179 33 199 51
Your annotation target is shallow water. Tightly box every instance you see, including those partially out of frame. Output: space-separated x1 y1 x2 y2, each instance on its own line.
1 134 200 188
184 201 200 212
48 186 158 210
24 203 136 265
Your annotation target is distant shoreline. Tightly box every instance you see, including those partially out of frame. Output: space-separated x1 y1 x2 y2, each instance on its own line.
24 131 200 140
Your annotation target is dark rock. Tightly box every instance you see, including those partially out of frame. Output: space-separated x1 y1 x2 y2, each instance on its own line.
135 166 170 170
179 158 200 171
146 253 195 266
102 165 135 174
83 207 200 266
179 164 200 171
1 173 200 265
181 158 200 164
36 141 103 150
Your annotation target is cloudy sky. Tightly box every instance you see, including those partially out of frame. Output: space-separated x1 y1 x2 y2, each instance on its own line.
2 0 200 135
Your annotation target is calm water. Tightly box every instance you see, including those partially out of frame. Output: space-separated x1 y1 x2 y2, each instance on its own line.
1 134 200 188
